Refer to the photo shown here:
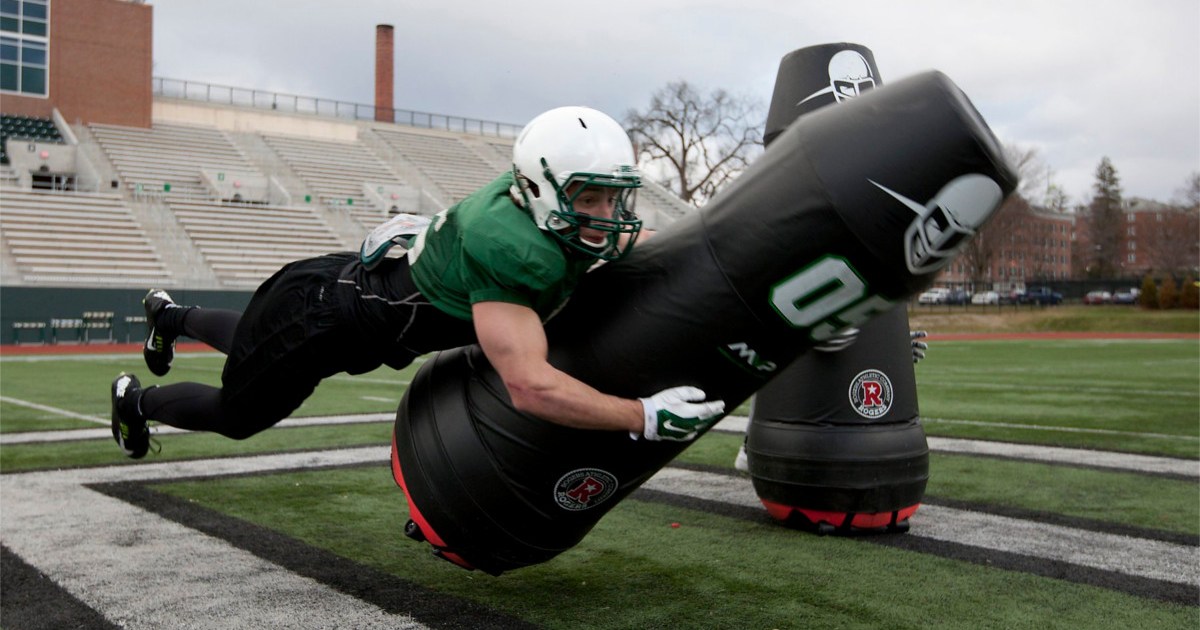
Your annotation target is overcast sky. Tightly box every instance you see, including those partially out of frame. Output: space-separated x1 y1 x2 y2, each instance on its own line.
149 0 1199 205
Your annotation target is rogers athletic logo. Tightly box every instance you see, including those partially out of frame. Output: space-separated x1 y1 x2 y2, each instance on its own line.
848 369 893 418
553 468 618 511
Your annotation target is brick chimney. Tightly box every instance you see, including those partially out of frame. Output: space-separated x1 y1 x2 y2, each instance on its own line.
375 24 395 122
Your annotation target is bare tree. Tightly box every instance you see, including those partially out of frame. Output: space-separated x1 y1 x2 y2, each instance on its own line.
1147 211 1199 273
1044 183 1070 213
960 195 1035 287
958 144 1051 285
1175 171 1200 209
1004 144 1049 202
624 81 763 206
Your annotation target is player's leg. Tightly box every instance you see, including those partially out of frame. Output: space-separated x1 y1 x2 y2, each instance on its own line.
142 289 242 375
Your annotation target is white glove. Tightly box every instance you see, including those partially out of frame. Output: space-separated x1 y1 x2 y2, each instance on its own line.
911 330 929 363
635 386 726 442
813 327 860 353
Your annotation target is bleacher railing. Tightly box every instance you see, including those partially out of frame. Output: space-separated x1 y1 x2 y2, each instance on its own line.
153 77 522 139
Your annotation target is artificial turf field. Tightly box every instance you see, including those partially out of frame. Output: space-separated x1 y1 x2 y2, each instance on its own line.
1 330 1197 628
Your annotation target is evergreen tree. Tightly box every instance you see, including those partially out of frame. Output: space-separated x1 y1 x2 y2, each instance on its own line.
1084 157 1123 278
1158 275 1179 309
1139 274 1159 309
1180 275 1199 310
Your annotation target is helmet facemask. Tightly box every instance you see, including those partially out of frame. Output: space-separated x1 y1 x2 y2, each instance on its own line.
515 160 643 262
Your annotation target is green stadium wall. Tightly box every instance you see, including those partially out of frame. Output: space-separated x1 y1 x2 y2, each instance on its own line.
1 287 253 345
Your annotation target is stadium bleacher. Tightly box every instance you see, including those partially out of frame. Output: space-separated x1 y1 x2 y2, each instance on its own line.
1 96 693 292
89 122 262 201
1 114 65 164
260 132 406 214
0 189 173 286
167 200 347 287
372 127 503 204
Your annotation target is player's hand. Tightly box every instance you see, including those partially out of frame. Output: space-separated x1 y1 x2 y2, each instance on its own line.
911 330 929 363
636 386 725 442
813 327 860 353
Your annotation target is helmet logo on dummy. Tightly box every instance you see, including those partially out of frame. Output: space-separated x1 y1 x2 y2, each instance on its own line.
554 468 619 511
798 50 876 106
849 369 893 419
871 174 1004 275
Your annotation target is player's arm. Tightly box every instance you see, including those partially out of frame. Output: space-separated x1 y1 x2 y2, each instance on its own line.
473 300 641 431
472 301 723 439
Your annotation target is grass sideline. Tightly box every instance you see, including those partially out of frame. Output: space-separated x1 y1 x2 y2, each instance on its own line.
2 310 1198 628
908 304 1199 334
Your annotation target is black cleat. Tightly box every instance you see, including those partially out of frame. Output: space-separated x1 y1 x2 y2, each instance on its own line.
111 373 149 459
142 289 178 377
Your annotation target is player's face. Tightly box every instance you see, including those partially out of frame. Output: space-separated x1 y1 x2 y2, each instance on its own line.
568 184 618 246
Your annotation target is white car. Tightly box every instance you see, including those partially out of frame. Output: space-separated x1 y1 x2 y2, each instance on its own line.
971 290 1000 305
917 287 951 305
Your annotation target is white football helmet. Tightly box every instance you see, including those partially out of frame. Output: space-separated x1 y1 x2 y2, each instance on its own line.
511 106 643 261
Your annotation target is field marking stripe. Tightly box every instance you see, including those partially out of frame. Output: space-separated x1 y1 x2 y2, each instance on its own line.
642 468 1200 589
918 380 1193 398
925 436 1200 476
713 416 1198 477
0 462 430 630
0 413 395 444
0 546 123 630
923 416 1200 441
89 481 540 630
0 395 108 425
6 413 1196 478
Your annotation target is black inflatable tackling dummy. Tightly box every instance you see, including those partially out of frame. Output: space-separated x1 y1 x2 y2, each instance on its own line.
392 68 1017 575
747 43 928 535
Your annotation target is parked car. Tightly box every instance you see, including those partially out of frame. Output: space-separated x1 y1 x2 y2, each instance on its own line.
1083 290 1112 305
1021 286 1064 305
1112 288 1140 304
945 289 971 305
917 287 951 305
971 290 1000 305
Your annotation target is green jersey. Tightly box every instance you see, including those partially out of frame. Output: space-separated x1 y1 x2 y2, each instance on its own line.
408 173 594 321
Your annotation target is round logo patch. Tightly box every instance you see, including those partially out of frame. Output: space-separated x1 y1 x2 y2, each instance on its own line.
553 468 618 511
848 369 893 419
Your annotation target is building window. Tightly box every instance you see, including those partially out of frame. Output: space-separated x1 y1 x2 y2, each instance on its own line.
0 0 48 97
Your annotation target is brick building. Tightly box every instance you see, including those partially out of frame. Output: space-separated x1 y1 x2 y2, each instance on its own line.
1116 198 1200 277
939 196 1076 292
2 0 152 128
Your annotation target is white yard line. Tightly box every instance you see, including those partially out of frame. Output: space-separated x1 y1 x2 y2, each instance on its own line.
0 413 395 444
713 416 1199 478
1 447 428 630
922 416 1199 441
0 395 108 425
924 436 1200 477
642 468 1200 588
6 413 1196 478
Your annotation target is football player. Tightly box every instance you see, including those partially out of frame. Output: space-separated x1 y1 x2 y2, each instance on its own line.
112 106 724 459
